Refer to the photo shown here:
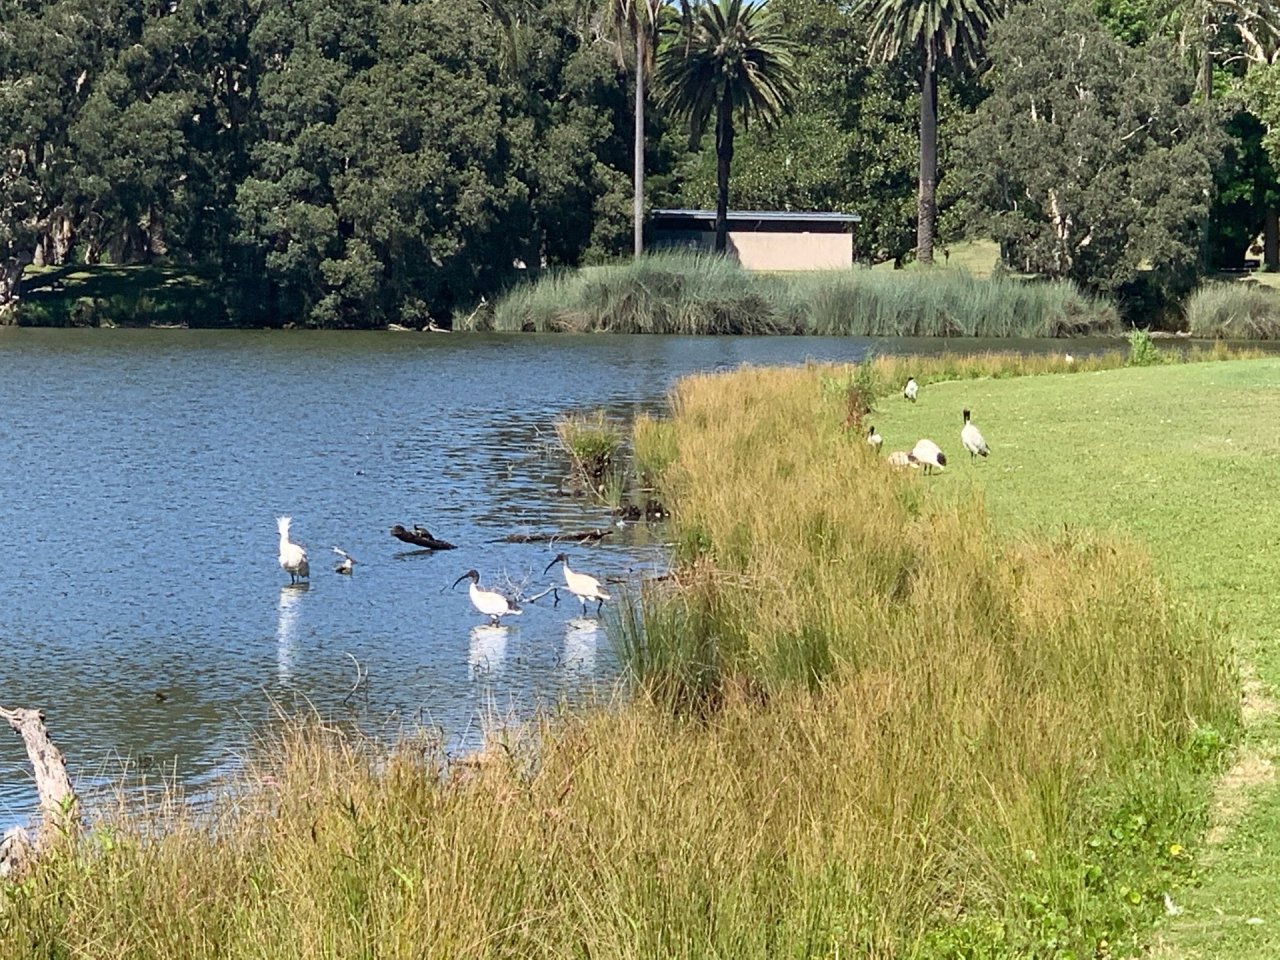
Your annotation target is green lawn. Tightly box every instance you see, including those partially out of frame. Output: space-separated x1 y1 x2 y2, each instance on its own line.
873 358 1280 957
19 263 222 326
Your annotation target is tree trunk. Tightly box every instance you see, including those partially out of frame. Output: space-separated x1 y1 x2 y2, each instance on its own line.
1265 207 1279 272
633 26 645 259
917 39 938 267
0 707 78 875
714 92 734 254
0 254 31 318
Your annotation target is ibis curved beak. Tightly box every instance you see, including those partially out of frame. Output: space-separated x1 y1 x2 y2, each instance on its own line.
452 573 470 590
542 558 559 575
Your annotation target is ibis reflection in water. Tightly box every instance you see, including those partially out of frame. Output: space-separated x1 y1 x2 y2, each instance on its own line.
452 569 522 625
543 553 610 615
276 583 307 685
469 624 509 679
563 617 600 675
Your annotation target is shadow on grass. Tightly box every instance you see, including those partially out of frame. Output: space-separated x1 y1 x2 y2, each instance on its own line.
18 263 225 328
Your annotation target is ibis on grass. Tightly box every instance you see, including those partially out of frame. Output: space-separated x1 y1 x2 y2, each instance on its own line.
961 409 990 459
910 439 946 474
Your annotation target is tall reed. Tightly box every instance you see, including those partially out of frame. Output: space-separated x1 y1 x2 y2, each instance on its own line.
472 251 1119 337
1185 281 1280 339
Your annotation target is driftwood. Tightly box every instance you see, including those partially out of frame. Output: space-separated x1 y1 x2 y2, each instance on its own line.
491 528 614 545
0 707 78 876
390 524 456 550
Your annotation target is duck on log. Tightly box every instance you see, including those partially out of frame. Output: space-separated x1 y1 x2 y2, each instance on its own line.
390 524 457 550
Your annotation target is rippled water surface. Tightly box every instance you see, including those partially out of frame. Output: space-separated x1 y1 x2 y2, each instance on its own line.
0 329 1134 823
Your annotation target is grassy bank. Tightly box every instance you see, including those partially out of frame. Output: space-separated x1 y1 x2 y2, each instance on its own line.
869 358 1280 958
0 352 1248 959
13 263 223 327
471 251 1119 337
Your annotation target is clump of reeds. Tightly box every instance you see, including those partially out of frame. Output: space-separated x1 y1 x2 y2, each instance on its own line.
1184 281 1280 339
471 251 1120 337
554 410 625 502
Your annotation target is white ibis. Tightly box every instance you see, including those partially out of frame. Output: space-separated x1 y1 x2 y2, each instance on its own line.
867 425 883 450
452 570 521 625
277 516 310 584
544 552 610 614
333 546 356 574
886 450 917 469
903 377 919 402
961 409 990 459
910 439 947 474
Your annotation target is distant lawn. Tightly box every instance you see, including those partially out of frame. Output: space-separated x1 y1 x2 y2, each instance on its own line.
16 263 224 327
871 239 1003 277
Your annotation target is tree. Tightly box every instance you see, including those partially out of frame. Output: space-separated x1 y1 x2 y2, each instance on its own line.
604 0 663 256
958 0 1224 296
860 0 1002 266
656 0 799 253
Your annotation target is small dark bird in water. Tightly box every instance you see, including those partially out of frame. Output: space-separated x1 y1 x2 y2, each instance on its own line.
154 691 168 703
333 546 356 574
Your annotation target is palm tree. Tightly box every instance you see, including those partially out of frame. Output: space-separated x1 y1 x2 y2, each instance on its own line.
862 0 1003 265
657 0 798 253
605 0 664 257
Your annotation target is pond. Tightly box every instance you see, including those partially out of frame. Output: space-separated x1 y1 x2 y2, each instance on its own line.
0 329 1169 826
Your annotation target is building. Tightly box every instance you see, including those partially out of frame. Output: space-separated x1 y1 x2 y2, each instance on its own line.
649 208 862 271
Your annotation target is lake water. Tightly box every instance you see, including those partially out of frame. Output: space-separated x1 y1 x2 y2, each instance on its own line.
0 329 1152 825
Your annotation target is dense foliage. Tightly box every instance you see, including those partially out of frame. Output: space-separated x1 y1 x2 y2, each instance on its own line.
2 0 1280 326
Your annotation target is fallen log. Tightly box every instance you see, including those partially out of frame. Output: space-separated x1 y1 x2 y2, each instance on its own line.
490 528 614 545
0 706 78 876
390 524 457 550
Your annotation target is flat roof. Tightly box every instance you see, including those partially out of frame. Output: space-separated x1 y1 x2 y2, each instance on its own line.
652 208 862 224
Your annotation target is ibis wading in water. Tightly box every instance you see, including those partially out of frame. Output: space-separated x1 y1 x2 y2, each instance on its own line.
544 552 610 614
910 439 947 474
903 377 919 402
333 546 356 574
277 516 310 584
961 409 990 459
452 570 521 625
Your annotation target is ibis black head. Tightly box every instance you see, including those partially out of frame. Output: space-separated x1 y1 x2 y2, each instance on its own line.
452 569 479 589
963 408 971 423
937 452 948 467
867 425 876 436
543 552 569 574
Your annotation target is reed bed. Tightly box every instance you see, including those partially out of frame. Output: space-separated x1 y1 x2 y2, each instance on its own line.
0 358 1239 959
472 251 1119 337
1185 281 1280 339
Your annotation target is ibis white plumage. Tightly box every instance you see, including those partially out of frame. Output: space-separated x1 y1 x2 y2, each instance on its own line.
452 569 522 625
544 552 610 614
333 546 356 574
903 377 919 402
910 439 947 474
867 425 883 450
277 516 310 584
961 409 990 459
886 450 917 469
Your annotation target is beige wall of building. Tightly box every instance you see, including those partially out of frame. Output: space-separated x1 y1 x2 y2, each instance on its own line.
729 231 852 271
652 229 853 271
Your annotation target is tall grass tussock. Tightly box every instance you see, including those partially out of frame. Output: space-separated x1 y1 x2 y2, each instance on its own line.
0 356 1239 959
1185 281 1280 339
470 251 1119 337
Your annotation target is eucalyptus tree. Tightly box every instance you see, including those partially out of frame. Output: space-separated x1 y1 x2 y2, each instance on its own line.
859 0 1002 265
656 0 799 253
958 0 1222 296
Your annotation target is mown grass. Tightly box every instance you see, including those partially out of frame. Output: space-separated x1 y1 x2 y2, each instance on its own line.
1185 281 1280 339
14 263 224 327
868 358 1280 959
472 251 1119 337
